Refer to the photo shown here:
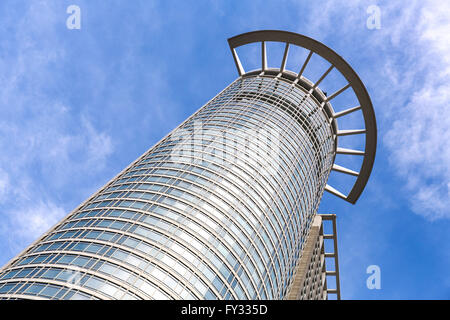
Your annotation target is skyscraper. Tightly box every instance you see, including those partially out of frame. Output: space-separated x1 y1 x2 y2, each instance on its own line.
0 30 376 300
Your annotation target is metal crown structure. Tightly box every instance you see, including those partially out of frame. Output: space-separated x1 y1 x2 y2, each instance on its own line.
228 30 377 204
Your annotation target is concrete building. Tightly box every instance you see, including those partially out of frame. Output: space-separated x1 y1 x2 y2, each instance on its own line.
285 214 340 300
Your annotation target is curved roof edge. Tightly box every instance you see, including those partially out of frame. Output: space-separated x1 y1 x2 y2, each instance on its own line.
227 30 377 204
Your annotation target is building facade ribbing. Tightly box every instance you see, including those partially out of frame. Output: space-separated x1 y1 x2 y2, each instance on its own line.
0 75 334 300
0 30 376 300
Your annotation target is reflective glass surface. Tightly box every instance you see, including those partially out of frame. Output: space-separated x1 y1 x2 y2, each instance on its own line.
0 75 334 300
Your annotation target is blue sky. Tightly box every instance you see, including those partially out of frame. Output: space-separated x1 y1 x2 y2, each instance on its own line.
0 0 449 299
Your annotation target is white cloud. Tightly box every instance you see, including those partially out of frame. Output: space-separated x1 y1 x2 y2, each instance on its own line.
0 1 114 259
7 200 65 246
297 0 450 220
289 1 450 220
384 1 450 220
0 169 10 202
385 83 450 219
83 117 114 166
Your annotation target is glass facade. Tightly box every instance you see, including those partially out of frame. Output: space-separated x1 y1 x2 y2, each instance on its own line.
0 74 335 300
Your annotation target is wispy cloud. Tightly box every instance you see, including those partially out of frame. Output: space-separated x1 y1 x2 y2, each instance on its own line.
0 169 10 202
0 1 114 256
5 200 65 253
0 1 185 262
384 1 450 220
293 0 450 220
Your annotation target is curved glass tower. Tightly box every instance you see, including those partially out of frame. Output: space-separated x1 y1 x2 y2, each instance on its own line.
0 30 376 300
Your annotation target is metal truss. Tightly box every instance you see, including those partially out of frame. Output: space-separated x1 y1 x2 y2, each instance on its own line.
228 30 377 204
